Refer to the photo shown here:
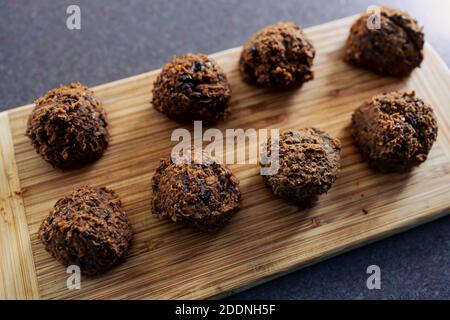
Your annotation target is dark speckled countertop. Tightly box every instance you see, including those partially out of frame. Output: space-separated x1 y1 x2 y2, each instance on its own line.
1 0 449 299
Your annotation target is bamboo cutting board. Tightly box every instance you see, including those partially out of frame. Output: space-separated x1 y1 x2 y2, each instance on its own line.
1 15 450 300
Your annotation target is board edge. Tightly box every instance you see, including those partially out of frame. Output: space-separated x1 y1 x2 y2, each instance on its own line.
211 207 450 300
0 112 40 299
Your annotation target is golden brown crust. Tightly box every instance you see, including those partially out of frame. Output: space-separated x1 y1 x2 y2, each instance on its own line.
152 53 231 122
351 91 438 172
26 82 109 170
38 185 133 276
261 128 341 206
151 151 241 232
239 21 316 89
344 6 424 76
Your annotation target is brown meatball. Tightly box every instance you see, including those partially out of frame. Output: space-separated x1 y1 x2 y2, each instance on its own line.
261 128 341 206
38 185 133 276
26 82 109 170
351 91 438 172
344 6 424 76
239 21 315 89
152 53 232 122
151 150 241 231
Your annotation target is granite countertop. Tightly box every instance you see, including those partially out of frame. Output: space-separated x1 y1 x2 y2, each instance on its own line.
1 0 449 299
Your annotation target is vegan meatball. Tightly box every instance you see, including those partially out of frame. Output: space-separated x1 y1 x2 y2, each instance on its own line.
151 150 241 231
351 91 438 172
38 185 133 276
344 6 424 76
239 21 316 89
261 128 341 206
151 53 232 122
26 82 109 170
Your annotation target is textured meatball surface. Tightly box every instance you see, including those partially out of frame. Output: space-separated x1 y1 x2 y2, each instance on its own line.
26 82 109 170
351 91 438 172
239 21 315 89
152 53 232 122
261 128 341 206
151 151 241 231
38 185 133 276
344 6 424 76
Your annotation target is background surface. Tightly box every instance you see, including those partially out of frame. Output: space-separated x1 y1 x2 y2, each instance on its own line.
1 0 449 299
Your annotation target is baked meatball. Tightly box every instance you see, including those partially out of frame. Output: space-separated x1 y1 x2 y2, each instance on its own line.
26 82 109 170
38 185 133 276
152 53 231 122
261 128 341 206
344 6 424 76
239 21 315 89
151 150 241 231
351 91 438 172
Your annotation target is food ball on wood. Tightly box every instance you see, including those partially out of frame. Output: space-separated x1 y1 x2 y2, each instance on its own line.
38 185 133 276
151 150 241 231
239 21 316 89
261 128 341 206
151 53 232 122
351 91 438 172
344 6 424 76
26 82 109 170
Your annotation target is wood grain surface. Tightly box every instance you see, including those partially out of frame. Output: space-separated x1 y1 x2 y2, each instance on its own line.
1 15 449 299
0 113 39 299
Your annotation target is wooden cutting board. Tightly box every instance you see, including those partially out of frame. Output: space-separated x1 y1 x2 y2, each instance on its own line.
1 15 449 300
